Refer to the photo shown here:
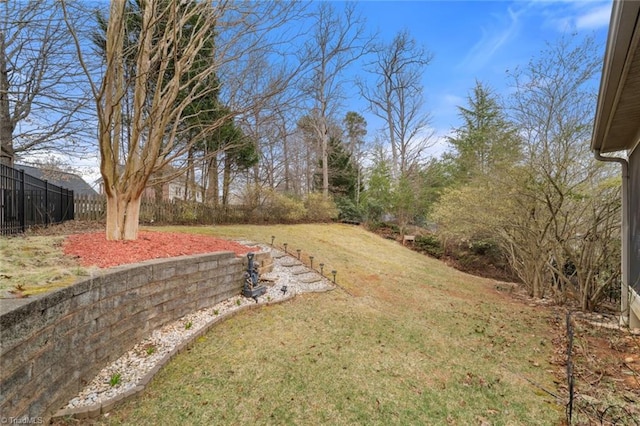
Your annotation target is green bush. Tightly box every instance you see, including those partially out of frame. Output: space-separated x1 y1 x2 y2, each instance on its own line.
366 221 385 232
469 240 491 255
468 238 502 263
262 190 307 223
335 197 364 222
282 197 307 222
304 193 339 222
362 199 386 223
415 234 444 258
179 205 198 223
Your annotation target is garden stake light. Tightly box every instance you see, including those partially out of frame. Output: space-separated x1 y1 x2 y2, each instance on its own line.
309 256 314 269
320 263 324 276
283 243 288 254
271 236 275 246
332 270 337 283
296 249 301 260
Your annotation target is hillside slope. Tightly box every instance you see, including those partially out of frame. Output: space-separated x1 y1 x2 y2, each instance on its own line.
97 223 561 424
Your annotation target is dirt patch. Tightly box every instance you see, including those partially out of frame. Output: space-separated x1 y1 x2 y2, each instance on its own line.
63 231 253 268
547 310 640 424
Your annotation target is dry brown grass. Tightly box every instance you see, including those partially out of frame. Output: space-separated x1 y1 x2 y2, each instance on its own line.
90 224 562 425
0 235 91 297
6 222 633 423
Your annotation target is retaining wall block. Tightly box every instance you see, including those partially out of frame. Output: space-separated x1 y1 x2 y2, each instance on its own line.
125 265 153 291
0 249 263 421
97 269 131 299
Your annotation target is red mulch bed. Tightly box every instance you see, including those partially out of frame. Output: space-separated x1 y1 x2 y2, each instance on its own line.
63 231 252 268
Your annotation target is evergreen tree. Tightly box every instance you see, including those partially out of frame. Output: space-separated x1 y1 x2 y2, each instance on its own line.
328 136 358 199
343 111 367 206
362 146 393 222
314 136 358 200
446 81 520 182
218 119 258 207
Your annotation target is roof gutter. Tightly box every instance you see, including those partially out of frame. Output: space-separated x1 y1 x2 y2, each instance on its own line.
593 149 630 326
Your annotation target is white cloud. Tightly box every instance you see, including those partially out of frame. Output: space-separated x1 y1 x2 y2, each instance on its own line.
458 7 522 72
535 1 612 32
426 131 452 159
575 4 611 30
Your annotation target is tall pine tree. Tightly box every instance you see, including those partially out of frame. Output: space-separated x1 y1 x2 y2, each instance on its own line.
446 81 520 183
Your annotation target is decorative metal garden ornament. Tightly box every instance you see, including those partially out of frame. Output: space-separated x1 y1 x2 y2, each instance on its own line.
242 252 266 302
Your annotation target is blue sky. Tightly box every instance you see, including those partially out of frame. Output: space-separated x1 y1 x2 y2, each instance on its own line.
35 0 613 184
343 0 613 153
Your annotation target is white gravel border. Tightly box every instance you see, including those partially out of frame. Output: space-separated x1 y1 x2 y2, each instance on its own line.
53 244 334 420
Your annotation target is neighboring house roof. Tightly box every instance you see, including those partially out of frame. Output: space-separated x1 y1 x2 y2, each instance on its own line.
16 164 98 196
592 0 640 154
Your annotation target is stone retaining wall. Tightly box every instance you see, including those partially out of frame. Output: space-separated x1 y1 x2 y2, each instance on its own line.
0 250 271 421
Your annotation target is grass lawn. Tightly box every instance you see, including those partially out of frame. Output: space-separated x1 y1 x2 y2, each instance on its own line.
93 224 562 425
0 235 93 297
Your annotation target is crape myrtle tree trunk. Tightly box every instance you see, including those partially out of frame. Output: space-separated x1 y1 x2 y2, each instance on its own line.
97 1 222 240
94 0 221 208
63 0 304 240
63 0 228 240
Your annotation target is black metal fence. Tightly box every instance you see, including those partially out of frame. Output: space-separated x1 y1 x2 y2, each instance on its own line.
1 163 74 235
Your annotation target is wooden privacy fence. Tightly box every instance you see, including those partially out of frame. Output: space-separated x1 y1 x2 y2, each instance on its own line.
74 194 105 221
74 195 256 225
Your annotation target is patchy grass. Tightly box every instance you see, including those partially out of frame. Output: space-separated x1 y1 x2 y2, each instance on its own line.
5 223 633 423
0 235 92 297
95 224 562 424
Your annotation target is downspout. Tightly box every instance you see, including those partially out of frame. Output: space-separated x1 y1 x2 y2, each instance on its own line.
593 149 630 326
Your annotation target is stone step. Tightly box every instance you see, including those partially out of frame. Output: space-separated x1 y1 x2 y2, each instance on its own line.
301 276 323 284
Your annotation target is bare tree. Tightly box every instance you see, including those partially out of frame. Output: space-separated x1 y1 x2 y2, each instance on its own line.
286 124 313 197
302 2 372 198
296 113 323 194
63 0 305 240
245 105 297 193
546 170 621 310
358 29 433 179
0 1 90 166
233 50 306 203
506 35 603 298
343 111 367 205
432 35 617 307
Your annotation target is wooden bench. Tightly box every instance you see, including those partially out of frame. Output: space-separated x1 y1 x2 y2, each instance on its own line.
402 235 416 245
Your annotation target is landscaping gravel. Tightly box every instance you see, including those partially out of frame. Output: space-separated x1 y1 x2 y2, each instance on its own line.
63 245 334 411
